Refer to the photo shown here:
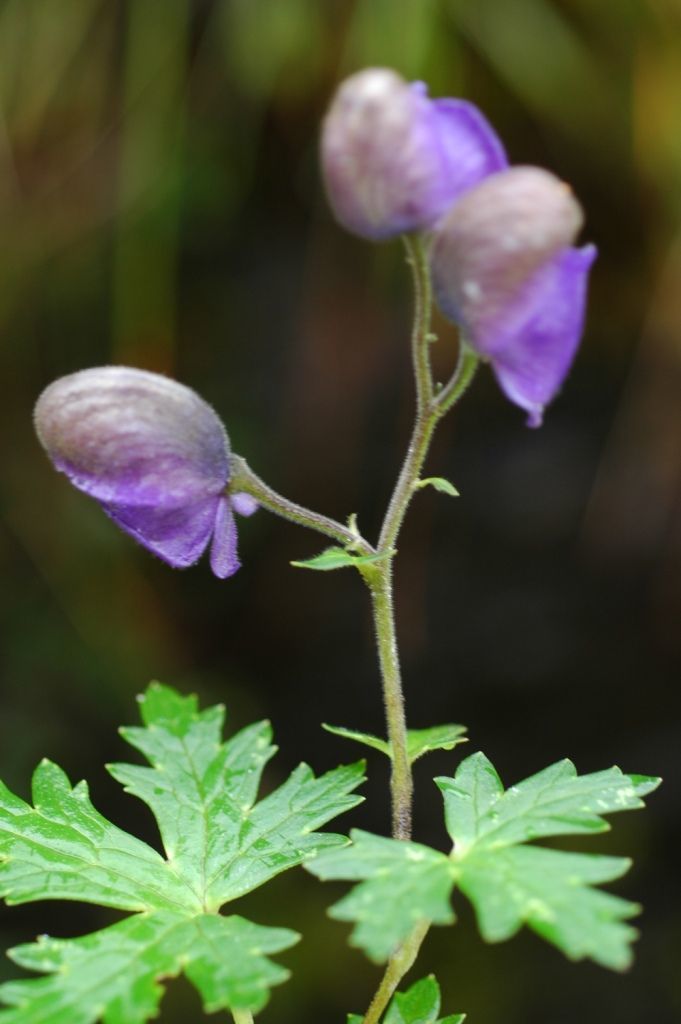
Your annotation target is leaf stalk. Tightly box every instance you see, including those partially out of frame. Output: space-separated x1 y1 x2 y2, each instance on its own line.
232 1011 254 1024
361 921 430 1024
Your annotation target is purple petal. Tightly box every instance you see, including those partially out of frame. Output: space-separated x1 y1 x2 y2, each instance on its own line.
34 366 238 575
322 70 448 240
431 99 508 201
209 496 241 579
321 69 505 240
34 367 229 508
431 167 584 344
430 167 594 423
490 245 598 426
230 491 259 517
103 496 220 569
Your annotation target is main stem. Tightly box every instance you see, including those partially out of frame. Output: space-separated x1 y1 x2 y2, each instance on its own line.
367 570 412 839
362 235 478 1021
367 234 438 843
230 235 477 1024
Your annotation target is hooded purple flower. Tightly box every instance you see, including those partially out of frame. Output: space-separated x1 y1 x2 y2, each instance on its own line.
34 366 256 578
321 68 507 241
430 166 597 426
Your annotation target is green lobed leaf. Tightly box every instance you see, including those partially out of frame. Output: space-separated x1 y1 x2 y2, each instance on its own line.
456 845 637 970
0 683 365 1021
291 547 392 571
0 913 297 1023
323 724 391 757
306 830 455 962
0 759 191 913
346 976 465 1024
310 751 660 969
437 751 659 854
323 723 467 764
439 752 660 970
414 477 459 497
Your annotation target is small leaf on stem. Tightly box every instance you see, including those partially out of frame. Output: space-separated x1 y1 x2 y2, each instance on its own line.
414 477 459 497
323 723 467 764
323 724 391 757
291 547 392 571
406 725 468 761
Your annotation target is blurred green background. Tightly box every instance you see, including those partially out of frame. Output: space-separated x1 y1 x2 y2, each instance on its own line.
0 1 679 1021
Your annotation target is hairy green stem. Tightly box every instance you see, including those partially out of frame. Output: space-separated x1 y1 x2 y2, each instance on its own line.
362 922 430 1024
230 455 375 556
435 341 480 417
368 570 412 839
368 234 439 844
404 233 434 415
362 239 479 1020
378 409 439 556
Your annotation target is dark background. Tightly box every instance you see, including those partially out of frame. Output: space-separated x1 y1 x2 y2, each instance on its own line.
0 1 679 1021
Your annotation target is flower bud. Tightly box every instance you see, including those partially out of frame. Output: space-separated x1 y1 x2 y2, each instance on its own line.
321 68 507 241
34 366 250 578
430 166 597 425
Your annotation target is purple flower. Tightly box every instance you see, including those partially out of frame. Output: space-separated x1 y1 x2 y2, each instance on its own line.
321 68 507 241
34 366 256 578
430 166 597 426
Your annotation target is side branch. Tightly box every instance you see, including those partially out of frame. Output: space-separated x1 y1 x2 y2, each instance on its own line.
403 233 434 414
230 455 375 556
434 341 480 417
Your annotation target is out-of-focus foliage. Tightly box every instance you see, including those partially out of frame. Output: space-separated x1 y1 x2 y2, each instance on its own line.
0 2 679 1022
